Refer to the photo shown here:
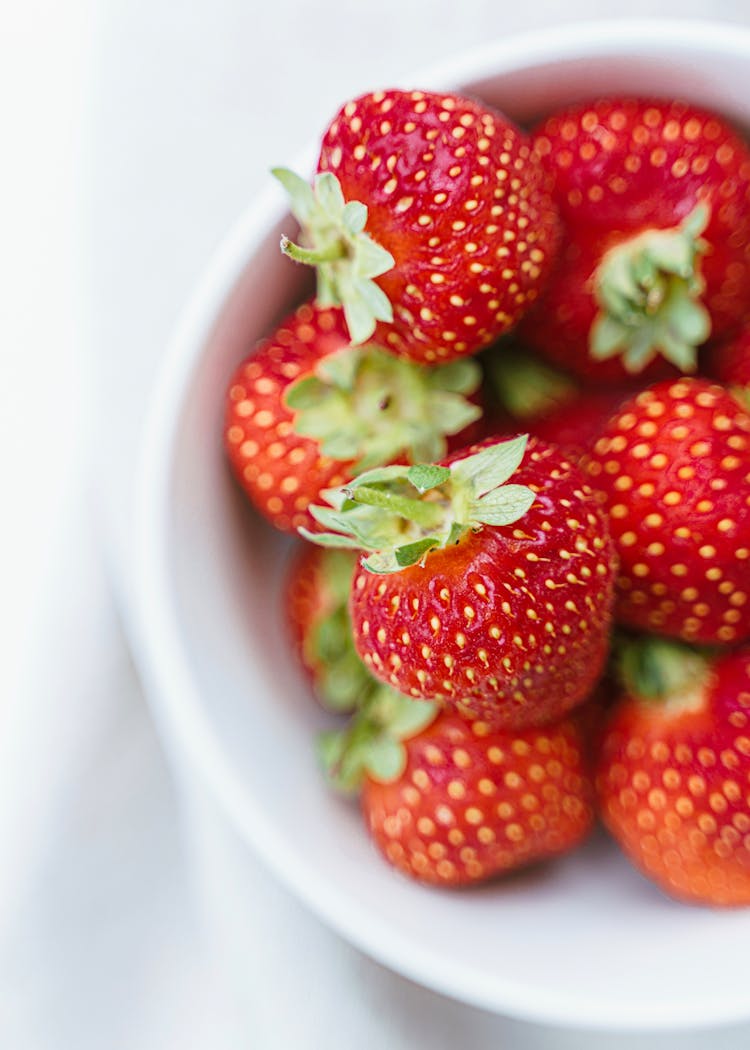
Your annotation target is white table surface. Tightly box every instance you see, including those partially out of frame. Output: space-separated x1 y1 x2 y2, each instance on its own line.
5 1 750 1047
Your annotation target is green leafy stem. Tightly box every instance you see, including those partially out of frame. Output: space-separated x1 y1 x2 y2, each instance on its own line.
273 167 395 345
590 203 712 374
301 434 536 574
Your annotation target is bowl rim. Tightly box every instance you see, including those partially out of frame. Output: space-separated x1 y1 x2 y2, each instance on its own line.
133 18 750 1030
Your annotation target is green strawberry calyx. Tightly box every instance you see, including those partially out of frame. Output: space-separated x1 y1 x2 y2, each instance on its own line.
285 345 482 472
488 345 578 420
618 635 712 714
272 167 395 346
318 686 438 793
300 434 536 574
591 203 712 374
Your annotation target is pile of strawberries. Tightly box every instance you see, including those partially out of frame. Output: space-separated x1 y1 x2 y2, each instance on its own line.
225 89 750 906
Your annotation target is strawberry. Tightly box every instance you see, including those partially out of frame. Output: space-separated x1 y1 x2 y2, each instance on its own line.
225 299 482 532
284 544 367 712
583 377 750 645
306 434 616 730
273 89 560 362
519 98 750 382
597 638 750 906
362 710 594 886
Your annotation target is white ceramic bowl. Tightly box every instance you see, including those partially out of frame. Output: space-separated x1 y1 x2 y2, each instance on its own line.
134 20 750 1030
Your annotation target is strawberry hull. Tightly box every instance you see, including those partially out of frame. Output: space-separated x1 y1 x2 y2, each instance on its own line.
226 300 486 534
519 240 679 386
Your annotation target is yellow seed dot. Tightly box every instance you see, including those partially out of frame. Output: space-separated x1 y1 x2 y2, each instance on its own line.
425 745 444 766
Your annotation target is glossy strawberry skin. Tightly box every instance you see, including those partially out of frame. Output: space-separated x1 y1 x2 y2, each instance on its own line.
225 301 356 533
363 711 594 887
583 378 750 645
318 89 560 364
349 438 616 730
520 98 750 383
597 649 750 906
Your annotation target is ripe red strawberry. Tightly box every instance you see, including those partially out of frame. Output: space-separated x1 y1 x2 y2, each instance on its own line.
520 98 750 383
583 377 750 645
274 89 561 362
284 544 367 712
362 710 594 886
225 299 482 532
306 434 616 730
597 639 750 906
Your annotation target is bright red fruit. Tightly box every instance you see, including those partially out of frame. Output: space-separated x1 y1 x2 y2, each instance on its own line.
363 711 594 886
225 299 482 532
597 640 750 906
275 89 560 362
583 377 750 645
520 98 750 383
307 435 615 730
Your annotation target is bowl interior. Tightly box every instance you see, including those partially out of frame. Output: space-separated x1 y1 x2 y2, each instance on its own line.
142 24 750 1030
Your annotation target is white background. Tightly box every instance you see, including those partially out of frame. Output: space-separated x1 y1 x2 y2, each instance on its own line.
4 2 750 1048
